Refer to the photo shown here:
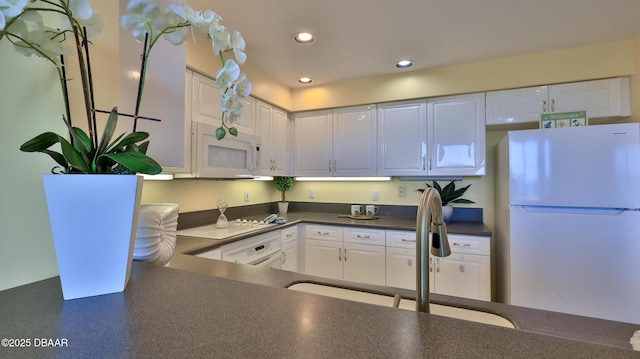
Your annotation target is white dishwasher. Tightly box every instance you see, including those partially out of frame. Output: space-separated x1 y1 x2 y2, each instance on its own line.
220 231 282 269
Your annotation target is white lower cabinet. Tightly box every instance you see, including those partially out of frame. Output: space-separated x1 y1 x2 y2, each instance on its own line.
385 230 418 290
385 230 492 301
304 225 386 286
281 227 298 272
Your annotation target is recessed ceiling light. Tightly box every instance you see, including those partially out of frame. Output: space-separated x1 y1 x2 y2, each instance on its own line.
293 32 315 44
395 60 414 69
298 77 313 84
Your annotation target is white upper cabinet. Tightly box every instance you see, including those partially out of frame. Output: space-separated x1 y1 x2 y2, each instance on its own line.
257 100 289 176
191 70 222 125
332 106 377 176
427 93 486 176
294 106 377 176
486 77 630 126
294 110 333 176
485 86 548 126
190 71 256 135
377 100 428 176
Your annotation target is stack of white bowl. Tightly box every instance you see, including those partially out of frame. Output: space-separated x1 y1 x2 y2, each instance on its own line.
133 203 179 266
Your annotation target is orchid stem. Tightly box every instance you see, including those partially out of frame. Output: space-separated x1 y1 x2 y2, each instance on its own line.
133 33 150 132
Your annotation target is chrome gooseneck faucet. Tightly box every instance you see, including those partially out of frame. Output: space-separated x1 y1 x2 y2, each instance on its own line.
416 188 452 313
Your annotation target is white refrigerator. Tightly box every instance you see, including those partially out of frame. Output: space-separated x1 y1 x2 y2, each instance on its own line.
495 123 640 324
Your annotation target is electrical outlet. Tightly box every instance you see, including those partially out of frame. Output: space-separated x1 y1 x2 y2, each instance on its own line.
372 189 379 201
244 190 249 202
398 186 406 197
308 188 315 199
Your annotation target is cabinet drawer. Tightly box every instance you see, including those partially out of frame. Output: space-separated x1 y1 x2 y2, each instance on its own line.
447 234 490 255
305 225 342 242
344 228 385 246
386 230 416 248
281 226 297 244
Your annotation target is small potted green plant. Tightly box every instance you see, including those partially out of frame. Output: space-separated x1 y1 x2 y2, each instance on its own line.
273 176 294 215
418 180 474 223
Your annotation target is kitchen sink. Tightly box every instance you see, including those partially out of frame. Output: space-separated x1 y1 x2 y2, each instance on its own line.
288 282 515 328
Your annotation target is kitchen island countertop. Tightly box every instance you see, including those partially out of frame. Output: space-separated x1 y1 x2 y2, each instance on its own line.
2 212 638 357
1 261 638 358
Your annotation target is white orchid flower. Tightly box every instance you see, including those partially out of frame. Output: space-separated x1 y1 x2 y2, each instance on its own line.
0 0 29 30
167 1 220 42
209 24 229 56
61 9 103 38
220 91 239 112
215 59 240 90
154 8 188 45
67 0 93 20
10 19 70 64
0 0 29 18
230 30 246 64
235 73 252 97
120 0 161 42
168 1 219 28
226 104 244 124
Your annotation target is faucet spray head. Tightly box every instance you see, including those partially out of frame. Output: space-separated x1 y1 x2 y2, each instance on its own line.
431 223 451 257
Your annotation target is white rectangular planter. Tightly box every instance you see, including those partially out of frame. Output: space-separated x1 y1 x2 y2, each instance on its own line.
43 174 143 300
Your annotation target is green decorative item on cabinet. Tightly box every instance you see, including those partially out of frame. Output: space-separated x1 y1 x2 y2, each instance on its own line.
274 176 294 214
418 181 474 223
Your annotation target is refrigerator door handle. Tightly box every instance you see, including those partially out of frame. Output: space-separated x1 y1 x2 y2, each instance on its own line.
514 205 633 216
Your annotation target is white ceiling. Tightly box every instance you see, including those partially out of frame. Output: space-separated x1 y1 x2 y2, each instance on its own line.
191 0 640 89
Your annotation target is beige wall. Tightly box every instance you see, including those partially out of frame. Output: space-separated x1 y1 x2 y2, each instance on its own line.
2 0 639 292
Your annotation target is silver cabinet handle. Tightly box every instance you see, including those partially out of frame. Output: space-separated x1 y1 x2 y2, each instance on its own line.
436 258 440 273
551 98 555 112
356 235 371 239
344 248 347 262
333 159 336 172
338 248 342 262
422 156 426 170
542 99 547 113
328 160 332 172
429 257 433 273
401 238 416 243
452 242 471 247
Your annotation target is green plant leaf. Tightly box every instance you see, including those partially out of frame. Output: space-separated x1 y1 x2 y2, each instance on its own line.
20 132 60 152
42 149 68 168
62 116 92 165
229 127 238 136
137 140 150 154
72 127 92 153
113 132 149 148
59 136 90 173
97 107 119 155
103 151 162 175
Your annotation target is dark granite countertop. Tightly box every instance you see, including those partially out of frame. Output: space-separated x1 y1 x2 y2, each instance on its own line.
168 212 639 352
180 211 492 255
1 262 638 358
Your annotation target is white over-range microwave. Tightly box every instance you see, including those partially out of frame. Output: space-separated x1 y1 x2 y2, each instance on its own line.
180 122 260 178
